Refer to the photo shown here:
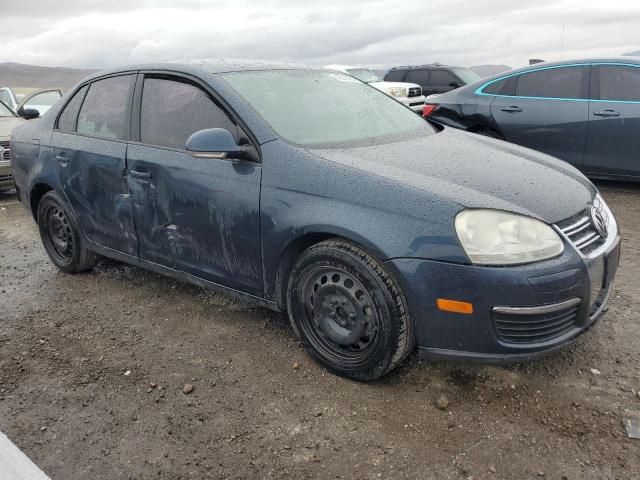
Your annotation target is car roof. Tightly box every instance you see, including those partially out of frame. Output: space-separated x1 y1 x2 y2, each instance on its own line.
478 57 640 83
388 63 467 71
82 59 320 83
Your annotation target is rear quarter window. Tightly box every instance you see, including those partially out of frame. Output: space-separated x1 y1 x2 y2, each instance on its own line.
57 85 88 131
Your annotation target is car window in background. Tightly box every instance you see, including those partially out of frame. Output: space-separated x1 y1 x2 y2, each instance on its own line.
23 90 62 114
516 66 586 99
222 70 432 147
140 78 235 150
57 85 88 131
77 75 134 140
0 91 12 109
0 101 15 117
451 68 482 84
384 70 405 82
345 68 382 83
597 65 640 101
406 69 430 86
430 70 459 86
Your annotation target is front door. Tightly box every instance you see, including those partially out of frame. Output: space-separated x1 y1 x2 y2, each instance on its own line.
489 65 590 169
51 74 138 255
584 64 640 178
126 75 263 295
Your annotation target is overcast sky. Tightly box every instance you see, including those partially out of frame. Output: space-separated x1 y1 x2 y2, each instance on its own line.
1 0 638 70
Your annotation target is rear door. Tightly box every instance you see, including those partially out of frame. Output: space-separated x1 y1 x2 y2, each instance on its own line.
126 74 263 295
489 65 590 168
51 74 139 255
584 63 640 178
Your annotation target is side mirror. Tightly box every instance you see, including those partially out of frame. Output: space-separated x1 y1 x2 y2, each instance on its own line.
448 81 462 89
17 106 40 120
185 128 258 161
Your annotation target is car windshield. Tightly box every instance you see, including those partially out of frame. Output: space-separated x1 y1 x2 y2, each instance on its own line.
0 101 14 117
346 68 382 83
221 70 432 147
452 68 482 85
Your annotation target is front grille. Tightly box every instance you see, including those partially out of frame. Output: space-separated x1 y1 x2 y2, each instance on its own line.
408 87 422 98
0 140 9 161
557 201 608 257
493 298 580 344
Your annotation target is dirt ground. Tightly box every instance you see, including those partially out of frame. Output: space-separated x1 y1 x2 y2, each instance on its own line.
1 182 639 480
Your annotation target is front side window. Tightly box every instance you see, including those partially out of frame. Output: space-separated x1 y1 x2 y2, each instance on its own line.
77 75 134 140
596 65 640 102
222 70 432 147
515 66 587 99
0 100 14 117
430 70 458 87
140 77 235 150
406 69 430 87
57 85 88 131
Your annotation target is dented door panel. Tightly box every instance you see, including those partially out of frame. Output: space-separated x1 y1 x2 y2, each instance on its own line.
126 143 263 295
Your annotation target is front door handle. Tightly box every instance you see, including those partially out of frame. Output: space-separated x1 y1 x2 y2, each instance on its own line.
129 169 152 179
593 109 620 117
501 105 523 113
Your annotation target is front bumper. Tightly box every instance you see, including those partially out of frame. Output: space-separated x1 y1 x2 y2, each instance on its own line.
398 95 426 112
385 231 621 363
0 160 14 189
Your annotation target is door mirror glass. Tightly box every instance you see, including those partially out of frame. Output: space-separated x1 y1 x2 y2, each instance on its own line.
185 128 242 158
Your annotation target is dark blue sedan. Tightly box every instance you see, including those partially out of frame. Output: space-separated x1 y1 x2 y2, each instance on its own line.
424 58 640 181
10 61 620 380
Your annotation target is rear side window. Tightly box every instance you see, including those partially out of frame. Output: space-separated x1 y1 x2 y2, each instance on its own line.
430 70 458 87
77 75 134 140
406 70 430 87
384 70 405 82
596 65 640 101
57 86 87 131
140 77 235 150
482 76 517 96
515 66 587 99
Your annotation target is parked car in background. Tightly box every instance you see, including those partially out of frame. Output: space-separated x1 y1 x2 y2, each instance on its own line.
326 65 425 112
423 58 640 181
384 63 481 97
0 87 62 118
11 61 619 380
0 100 24 190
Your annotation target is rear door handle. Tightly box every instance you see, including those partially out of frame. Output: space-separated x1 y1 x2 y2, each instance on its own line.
593 109 620 117
55 154 68 165
129 169 152 179
501 105 523 113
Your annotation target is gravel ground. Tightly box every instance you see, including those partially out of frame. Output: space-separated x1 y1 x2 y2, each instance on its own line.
1 182 639 480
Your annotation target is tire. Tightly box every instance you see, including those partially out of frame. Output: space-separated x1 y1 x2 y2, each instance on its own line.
37 191 97 273
286 239 414 381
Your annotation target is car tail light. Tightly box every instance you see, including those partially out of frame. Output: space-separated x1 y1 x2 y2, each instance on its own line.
422 104 438 117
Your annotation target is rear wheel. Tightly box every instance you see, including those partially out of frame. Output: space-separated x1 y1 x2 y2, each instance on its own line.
37 191 97 273
287 239 414 381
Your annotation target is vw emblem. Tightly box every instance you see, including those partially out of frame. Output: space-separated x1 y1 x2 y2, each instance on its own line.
590 205 608 239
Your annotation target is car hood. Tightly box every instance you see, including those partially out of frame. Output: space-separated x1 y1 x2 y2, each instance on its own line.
369 81 421 92
310 128 595 224
0 116 25 137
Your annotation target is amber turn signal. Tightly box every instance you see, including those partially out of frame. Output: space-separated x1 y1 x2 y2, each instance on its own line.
436 298 474 314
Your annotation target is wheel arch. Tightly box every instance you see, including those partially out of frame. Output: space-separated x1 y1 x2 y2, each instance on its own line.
29 183 55 219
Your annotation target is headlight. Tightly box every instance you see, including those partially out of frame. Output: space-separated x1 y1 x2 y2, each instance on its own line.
386 87 407 98
455 209 564 265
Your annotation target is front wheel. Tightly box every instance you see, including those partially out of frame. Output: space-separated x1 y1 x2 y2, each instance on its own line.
287 239 414 381
37 191 97 273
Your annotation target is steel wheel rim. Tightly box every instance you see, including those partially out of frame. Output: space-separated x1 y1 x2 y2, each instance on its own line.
299 266 381 367
44 205 74 263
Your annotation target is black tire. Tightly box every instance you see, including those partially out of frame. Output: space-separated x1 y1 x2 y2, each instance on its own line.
286 239 414 381
37 191 97 273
